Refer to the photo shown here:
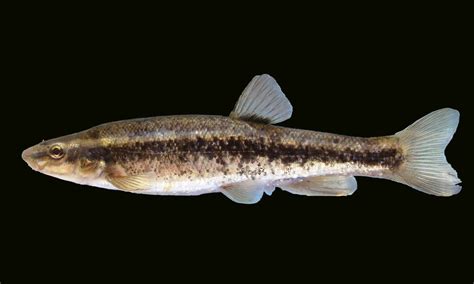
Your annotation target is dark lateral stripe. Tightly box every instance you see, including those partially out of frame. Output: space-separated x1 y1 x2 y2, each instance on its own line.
85 136 404 168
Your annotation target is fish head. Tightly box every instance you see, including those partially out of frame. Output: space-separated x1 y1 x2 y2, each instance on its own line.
22 133 106 185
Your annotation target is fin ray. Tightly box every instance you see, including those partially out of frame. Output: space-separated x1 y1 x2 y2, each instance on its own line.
221 181 274 204
230 74 292 124
280 175 357 196
106 173 155 192
392 108 461 196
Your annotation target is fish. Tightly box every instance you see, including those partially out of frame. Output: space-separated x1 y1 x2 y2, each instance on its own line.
21 74 462 204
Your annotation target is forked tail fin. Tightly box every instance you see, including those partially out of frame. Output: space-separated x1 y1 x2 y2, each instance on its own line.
392 108 461 196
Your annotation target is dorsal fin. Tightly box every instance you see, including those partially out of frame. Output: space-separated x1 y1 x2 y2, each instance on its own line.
230 74 293 124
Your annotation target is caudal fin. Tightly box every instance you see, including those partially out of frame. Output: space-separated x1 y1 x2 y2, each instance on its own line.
393 108 461 196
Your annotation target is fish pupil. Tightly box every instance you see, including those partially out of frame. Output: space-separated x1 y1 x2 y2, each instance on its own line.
50 146 64 158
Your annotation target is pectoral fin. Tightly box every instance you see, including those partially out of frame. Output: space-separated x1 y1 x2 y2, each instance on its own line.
221 181 274 204
106 173 155 192
280 175 357 196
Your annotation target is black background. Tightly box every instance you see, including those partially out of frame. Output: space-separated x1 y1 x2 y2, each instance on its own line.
2 3 471 282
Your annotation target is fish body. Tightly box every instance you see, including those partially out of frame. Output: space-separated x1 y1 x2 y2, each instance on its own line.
22 75 461 203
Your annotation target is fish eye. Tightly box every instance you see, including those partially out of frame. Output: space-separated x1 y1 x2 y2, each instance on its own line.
49 145 64 159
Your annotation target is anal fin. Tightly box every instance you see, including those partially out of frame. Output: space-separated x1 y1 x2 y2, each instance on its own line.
280 175 357 196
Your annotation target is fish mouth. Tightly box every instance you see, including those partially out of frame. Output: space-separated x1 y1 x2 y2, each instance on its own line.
22 146 43 171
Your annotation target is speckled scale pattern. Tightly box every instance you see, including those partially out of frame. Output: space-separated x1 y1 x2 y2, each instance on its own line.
77 115 404 195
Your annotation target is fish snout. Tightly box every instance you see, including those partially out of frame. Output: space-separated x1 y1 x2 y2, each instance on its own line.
22 146 42 171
